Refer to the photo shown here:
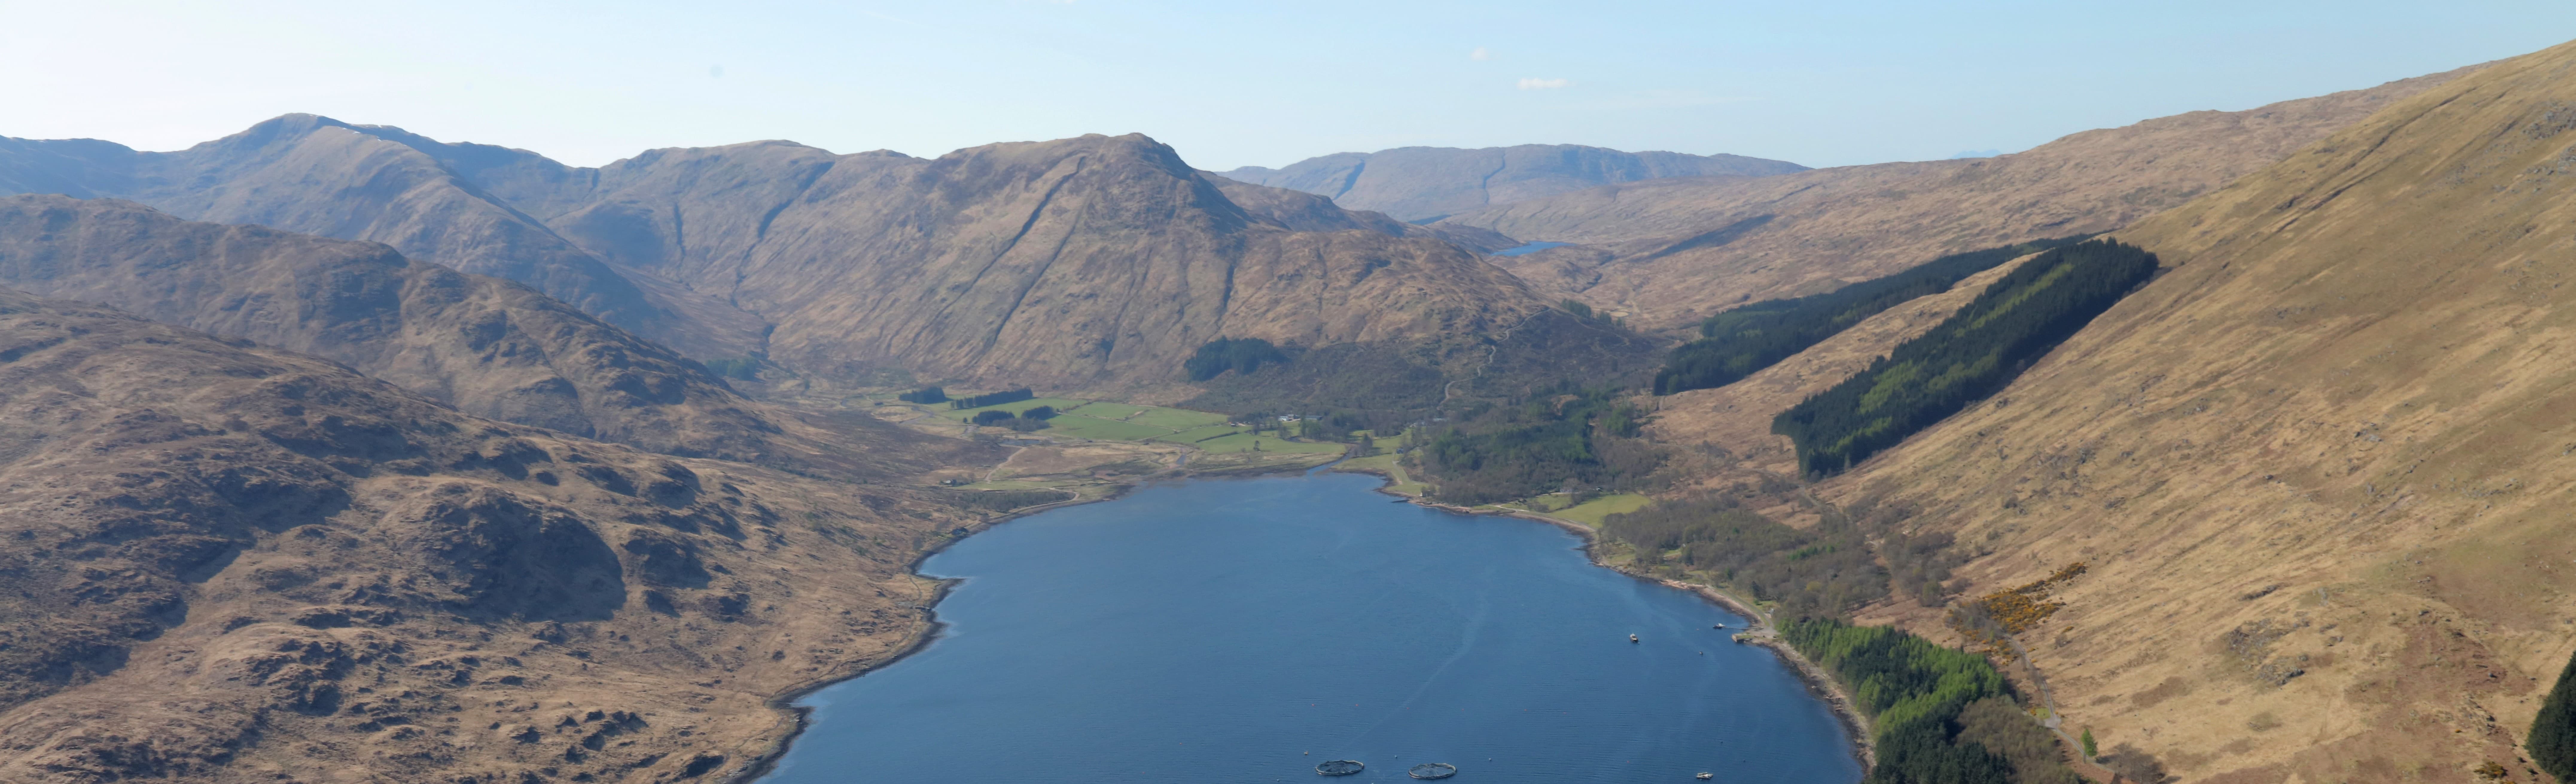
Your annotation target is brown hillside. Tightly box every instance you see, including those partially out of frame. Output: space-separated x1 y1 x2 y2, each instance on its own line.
1648 256 2039 486
0 116 768 359
0 287 980 783
1822 40 2576 783
1217 144 1807 223
0 195 926 472
537 134 1547 393
1444 65 2484 328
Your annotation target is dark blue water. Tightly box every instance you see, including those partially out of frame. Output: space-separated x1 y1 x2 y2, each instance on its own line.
1490 241 1571 256
761 472 1861 784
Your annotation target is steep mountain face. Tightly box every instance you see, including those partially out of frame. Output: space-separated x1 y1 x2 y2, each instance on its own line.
527 134 1547 393
0 195 886 468
1444 65 2485 327
1217 144 1808 223
0 115 768 359
0 287 972 783
1821 42 2576 781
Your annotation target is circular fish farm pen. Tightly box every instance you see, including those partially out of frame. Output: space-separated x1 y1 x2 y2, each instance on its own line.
1408 762 1458 779
1315 759 1366 776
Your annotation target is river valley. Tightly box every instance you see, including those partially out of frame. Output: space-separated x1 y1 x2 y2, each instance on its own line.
758 471 1862 783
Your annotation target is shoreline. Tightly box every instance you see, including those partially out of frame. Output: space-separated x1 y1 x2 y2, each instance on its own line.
1339 462 1879 773
736 456 1876 781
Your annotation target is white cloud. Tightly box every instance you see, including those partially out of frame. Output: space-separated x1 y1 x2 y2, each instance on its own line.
1469 47 1492 61
1517 77 1571 90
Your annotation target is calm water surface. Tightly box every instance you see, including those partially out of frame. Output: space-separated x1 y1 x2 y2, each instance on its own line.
761 472 1861 784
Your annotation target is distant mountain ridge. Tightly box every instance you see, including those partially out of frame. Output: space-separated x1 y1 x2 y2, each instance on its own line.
1217 144 1807 223
0 121 1551 395
1439 64 2489 327
0 194 950 475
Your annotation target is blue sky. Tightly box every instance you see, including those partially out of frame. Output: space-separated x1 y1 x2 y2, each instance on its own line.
4 1 2571 170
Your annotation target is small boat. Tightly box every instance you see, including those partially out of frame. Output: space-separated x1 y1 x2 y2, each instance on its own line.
1316 759 1365 776
1712 622 1727 629
1698 773 1715 780
1408 762 1459 780
1629 634 1640 643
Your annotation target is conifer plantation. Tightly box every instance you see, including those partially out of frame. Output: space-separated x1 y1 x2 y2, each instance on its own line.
1774 240 2158 476
1653 237 2091 396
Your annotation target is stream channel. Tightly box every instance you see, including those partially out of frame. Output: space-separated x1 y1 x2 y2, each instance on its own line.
758 471 1861 783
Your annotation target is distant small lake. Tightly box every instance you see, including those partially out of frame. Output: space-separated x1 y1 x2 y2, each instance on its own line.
760 472 1861 784
1490 241 1571 257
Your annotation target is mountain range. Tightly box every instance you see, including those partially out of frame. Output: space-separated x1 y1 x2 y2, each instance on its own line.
1444 63 2487 327
1217 144 1808 224
4 36 2573 784
0 121 1550 397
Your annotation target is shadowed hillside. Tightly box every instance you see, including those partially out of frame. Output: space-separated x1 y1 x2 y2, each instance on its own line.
0 195 962 476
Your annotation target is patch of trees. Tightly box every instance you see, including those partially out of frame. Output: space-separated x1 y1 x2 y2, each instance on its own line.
1183 338 1288 381
2532 645 2576 780
1183 342 1444 431
699 355 763 381
1599 488 1964 619
1655 236 2092 396
1603 494 1883 619
1774 239 2158 476
950 388 1034 409
899 386 949 404
970 407 1051 432
1783 618 2077 784
1413 385 1661 506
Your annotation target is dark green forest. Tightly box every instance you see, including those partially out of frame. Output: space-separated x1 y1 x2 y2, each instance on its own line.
1183 338 1288 381
1412 385 1662 505
1655 236 2092 396
898 386 948 404
950 388 1035 409
1774 239 2158 476
1784 619 2077 784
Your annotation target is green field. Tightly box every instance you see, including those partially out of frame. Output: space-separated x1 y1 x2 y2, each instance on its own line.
1335 451 1426 496
1038 415 1173 441
1125 406 1229 430
1064 401 1151 420
1551 494 1652 526
1152 424 1246 444
899 395 1358 458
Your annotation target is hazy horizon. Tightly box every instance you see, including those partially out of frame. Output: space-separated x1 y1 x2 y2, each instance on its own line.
6 1 2573 171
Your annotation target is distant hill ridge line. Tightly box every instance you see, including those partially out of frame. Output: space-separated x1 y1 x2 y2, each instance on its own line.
0 121 1549 395
1217 143 1808 223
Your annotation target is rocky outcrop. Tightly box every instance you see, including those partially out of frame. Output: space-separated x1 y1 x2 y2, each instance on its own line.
0 287 972 783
